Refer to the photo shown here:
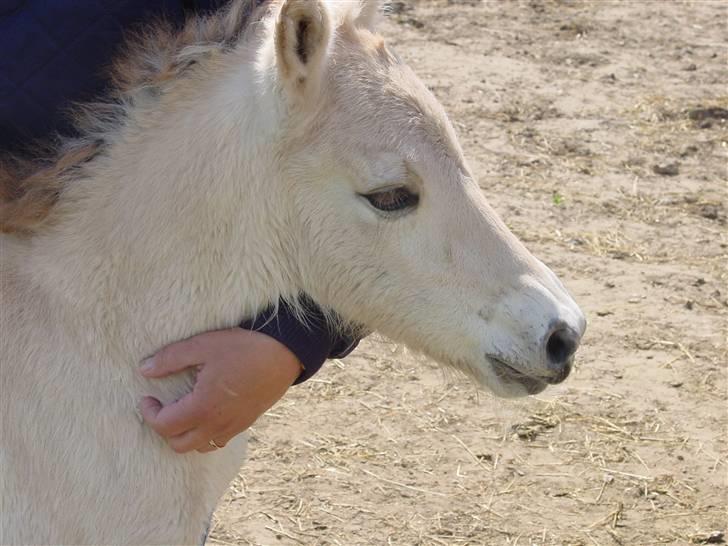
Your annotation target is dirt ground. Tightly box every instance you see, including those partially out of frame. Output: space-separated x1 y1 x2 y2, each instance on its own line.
210 1 727 544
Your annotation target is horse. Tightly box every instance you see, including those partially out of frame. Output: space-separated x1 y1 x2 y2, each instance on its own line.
0 1 586 543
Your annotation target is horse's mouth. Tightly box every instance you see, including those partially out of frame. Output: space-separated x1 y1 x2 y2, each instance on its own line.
487 356 549 395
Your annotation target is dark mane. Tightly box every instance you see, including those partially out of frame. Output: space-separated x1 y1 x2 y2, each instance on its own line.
0 0 269 235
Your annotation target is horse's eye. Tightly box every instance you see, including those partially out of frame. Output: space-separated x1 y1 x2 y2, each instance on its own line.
362 187 419 213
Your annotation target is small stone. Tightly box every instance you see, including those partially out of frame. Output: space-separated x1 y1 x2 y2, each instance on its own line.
653 162 680 176
705 532 725 544
680 145 699 157
403 17 424 28
688 107 728 121
684 63 698 71
690 530 726 544
699 203 724 221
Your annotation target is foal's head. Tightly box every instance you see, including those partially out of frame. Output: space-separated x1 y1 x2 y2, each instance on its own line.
264 0 586 397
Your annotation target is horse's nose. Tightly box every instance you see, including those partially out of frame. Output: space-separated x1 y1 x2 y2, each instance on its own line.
543 324 581 384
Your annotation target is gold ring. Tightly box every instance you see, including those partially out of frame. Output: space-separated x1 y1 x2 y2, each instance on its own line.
208 439 222 449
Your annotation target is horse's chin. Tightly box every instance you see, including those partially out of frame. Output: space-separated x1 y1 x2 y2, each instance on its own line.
494 374 549 398
470 357 550 398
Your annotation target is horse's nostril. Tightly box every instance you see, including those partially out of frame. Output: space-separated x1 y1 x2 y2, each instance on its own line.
546 327 579 370
547 360 572 384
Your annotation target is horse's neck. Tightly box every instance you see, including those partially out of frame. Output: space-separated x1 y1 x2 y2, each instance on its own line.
19 68 298 359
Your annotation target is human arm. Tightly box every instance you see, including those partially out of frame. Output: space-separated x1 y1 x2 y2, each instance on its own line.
139 299 360 453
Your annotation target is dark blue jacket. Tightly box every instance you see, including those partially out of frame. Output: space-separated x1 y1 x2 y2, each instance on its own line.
0 0 358 382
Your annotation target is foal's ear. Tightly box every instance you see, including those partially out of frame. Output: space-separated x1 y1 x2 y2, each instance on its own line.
275 0 332 99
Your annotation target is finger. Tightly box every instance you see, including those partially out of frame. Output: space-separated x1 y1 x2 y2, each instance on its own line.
196 426 239 453
196 444 216 454
138 394 205 438
196 437 228 454
140 336 208 378
138 396 164 423
168 427 226 454
194 423 238 454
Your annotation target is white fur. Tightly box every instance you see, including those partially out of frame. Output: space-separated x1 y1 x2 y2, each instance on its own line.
0 1 584 543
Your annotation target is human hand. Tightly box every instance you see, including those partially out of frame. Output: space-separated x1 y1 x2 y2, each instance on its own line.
138 328 302 453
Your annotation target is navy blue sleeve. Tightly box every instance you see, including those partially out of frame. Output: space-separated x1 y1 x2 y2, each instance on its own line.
0 0 187 151
241 299 360 385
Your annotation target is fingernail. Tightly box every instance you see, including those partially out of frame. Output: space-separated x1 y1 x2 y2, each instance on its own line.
140 357 154 373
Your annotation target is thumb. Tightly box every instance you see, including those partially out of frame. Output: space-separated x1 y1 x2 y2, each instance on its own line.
140 337 206 378
138 396 163 422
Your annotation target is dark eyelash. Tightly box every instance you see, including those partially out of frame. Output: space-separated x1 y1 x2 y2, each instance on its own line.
362 187 419 213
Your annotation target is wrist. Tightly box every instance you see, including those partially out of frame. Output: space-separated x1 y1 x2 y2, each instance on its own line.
253 329 305 386
240 298 336 384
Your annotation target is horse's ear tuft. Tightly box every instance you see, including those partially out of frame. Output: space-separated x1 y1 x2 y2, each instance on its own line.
275 0 332 98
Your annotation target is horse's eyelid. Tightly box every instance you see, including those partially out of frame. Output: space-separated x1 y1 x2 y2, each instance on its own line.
359 186 418 198
360 187 419 214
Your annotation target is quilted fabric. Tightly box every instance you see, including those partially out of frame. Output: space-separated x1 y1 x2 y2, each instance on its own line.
0 0 223 151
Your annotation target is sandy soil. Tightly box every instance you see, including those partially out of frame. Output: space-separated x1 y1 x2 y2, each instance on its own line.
210 1 727 544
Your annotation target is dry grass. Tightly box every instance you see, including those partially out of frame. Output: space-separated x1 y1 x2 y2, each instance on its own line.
208 333 726 545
